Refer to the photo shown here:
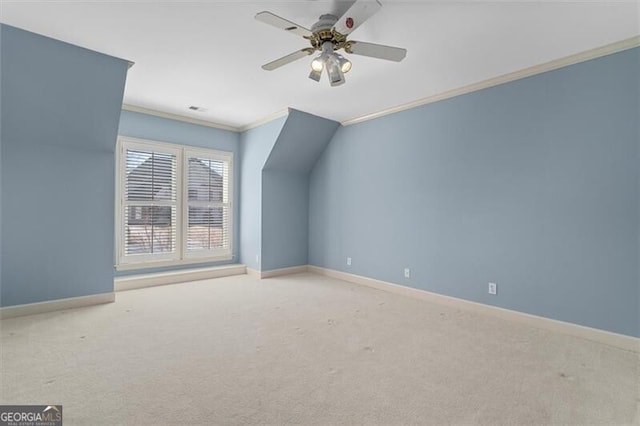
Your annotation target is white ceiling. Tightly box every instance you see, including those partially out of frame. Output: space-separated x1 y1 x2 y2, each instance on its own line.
1 1 638 129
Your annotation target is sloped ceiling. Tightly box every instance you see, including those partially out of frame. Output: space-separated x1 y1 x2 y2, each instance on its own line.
264 109 340 174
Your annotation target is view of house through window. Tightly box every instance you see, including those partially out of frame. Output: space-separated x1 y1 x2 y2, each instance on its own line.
186 155 230 252
124 149 177 256
117 137 233 267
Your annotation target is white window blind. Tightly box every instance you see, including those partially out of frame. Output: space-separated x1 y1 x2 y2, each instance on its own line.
122 147 178 262
117 137 233 269
185 152 232 258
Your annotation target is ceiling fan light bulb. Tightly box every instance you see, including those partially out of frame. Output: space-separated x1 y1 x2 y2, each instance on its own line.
332 53 352 74
340 58 352 73
311 56 324 72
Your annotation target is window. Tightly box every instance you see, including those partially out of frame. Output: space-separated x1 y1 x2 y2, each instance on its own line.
185 151 231 257
116 137 233 268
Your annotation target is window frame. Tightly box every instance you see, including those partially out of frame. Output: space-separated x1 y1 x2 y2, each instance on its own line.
115 136 234 270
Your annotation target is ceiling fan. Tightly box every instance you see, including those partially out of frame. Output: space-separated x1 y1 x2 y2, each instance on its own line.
255 0 407 87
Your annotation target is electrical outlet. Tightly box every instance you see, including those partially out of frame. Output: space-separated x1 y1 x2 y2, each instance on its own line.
346 257 352 266
488 282 497 295
404 268 411 278
256 254 260 264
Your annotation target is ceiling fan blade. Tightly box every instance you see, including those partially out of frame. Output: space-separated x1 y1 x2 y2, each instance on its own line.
255 11 313 38
261 49 315 71
333 0 382 35
345 41 407 62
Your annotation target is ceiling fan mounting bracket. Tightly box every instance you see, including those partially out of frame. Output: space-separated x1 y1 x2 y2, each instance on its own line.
343 41 354 54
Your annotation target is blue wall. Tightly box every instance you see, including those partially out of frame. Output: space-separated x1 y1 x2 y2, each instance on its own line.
117 110 241 275
1 25 129 306
0 26 3 301
309 47 639 337
238 109 338 272
261 170 310 270
239 116 287 270
261 109 339 271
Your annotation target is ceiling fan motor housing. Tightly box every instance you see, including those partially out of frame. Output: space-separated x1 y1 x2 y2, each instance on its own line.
311 14 338 34
309 14 347 51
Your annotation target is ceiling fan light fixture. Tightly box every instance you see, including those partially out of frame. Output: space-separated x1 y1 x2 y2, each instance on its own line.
308 68 322 82
326 56 346 87
256 2 407 87
311 56 324 72
334 53 352 73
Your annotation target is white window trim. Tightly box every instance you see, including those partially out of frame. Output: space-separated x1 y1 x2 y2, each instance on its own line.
115 136 234 270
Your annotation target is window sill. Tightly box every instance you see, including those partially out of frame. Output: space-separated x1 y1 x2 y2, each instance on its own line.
115 254 233 271
114 264 246 292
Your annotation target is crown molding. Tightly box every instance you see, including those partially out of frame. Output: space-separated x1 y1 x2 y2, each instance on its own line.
237 109 289 132
341 35 640 127
122 36 639 133
122 103 240 132
121 103 290 134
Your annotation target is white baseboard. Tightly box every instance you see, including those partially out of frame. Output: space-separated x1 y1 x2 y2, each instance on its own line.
307 265 639 353
246 267 261 278
0 292 115 319
259 265 309 279
115 264 246 292
246 265 308 279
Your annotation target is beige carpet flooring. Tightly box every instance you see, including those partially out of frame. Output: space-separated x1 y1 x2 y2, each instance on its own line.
1 272 638 425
